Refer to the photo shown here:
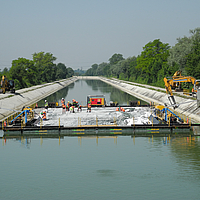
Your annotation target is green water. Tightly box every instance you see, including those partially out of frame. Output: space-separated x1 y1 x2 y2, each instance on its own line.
1 136 200 200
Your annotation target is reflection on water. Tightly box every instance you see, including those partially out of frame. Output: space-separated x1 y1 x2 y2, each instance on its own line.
96 169 117 177
1 136 200 200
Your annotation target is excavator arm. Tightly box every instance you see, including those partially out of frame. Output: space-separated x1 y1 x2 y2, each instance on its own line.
164 77 178 109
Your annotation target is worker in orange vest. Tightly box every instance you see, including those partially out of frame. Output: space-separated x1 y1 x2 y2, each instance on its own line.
61 98 66 109
42 111 46 120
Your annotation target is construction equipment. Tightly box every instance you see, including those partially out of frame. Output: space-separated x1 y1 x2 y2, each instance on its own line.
171 70 182 91
169 71 200 92
9 107 34 125
0 75 15 94
154 105 183 124
87 95 106 107
164 75 200 109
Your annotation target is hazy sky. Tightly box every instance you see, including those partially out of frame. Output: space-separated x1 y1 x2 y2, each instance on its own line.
0 0 200 70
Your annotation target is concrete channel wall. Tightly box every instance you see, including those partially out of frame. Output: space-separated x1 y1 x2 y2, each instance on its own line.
78 76 200 123
0 77 78 120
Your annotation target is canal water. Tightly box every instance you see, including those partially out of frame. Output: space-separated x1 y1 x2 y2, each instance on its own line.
1 79 200 200
37 79 147 107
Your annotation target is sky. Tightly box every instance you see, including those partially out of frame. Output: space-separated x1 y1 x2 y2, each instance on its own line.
0 0 200 71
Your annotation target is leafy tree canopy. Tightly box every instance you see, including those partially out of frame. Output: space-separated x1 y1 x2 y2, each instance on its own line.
109 53 124 65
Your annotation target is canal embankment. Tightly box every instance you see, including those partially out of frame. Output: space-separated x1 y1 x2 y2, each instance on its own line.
78 76 200 123
0 77 78 120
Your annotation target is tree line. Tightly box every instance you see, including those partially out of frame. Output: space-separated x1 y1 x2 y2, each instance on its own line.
85 27 200 88
1 52 74 89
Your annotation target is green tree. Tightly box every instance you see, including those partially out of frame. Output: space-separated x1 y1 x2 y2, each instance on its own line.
56 63 68 79
168 27 200 76
66 67 74 77
10 58 34 89
96 62 108 76
136 39 170 84
32 52 57 83
185 28 200 78
167 36 192 74
109 53 124 65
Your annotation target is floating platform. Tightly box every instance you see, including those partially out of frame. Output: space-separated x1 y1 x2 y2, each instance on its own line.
1 105 196 138
2 124 192 138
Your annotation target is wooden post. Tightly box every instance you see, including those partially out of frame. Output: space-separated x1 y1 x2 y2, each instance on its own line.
96 117 98 126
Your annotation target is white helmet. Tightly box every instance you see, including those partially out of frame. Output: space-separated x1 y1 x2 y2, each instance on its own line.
45 100 47 102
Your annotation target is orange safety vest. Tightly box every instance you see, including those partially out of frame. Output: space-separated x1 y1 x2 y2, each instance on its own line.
42 112 46 120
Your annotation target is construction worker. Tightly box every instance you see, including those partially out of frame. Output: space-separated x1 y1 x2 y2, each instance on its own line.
192 88 195 97
75 101 79 108
72 99 76 107
70 106 73 113
61 98 65 109
77 104 82 112
41 110 46 120
66 104 69 111
87 101 91 112
70 106 75 113
45 100 48 111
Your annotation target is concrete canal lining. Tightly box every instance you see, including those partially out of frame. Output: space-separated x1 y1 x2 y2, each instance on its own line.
0 77 78 120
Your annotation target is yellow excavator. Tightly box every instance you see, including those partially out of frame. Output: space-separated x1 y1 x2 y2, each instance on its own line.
0 75 15 94
164 73 200 109
171 70 182 91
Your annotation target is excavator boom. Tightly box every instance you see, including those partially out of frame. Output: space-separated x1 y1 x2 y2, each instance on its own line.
163 77 178 109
